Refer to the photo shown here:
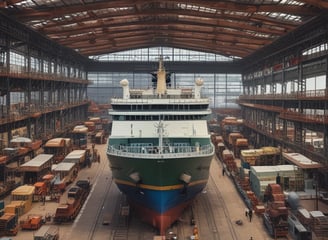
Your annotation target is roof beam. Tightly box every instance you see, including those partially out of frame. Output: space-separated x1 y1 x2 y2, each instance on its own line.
17 8 300 32
71 32 253 58
58 28 269 49
3 0 326 58
11 1 318 20
41 18 287 37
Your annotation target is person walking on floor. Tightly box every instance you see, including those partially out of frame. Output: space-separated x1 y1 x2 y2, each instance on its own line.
248 208 253 222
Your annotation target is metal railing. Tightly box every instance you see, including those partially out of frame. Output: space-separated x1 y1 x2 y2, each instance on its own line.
0 66 89 84
107 144 214 159
239 89 328 101
111 97 210 103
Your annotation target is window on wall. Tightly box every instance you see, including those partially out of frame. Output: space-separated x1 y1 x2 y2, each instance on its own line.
50 62 55 74
0 52 6 67
30 56 40 72
306 75 326 90
214 74 241 107
90 47 236 62
88 71 242 107
10 52 26 73
87 48 242 107
43 60 49 73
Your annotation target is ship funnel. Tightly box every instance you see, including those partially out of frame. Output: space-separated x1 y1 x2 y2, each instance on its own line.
120 79 130 99
156 56 167 96
194 78 204 99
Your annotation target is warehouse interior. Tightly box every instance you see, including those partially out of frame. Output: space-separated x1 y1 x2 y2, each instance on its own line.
0 0 328 205
0 1 328 239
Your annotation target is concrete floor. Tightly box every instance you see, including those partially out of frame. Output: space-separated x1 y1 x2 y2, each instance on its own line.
208 157 272 240
5 141 328 240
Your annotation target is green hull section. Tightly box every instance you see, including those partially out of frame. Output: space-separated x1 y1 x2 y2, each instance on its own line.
107 153 213 187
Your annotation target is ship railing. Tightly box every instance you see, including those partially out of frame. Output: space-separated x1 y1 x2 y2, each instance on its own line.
111 98 210 104
107 144 214 158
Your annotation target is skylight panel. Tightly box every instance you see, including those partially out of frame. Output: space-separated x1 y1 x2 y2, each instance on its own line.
30 21 47 28
89 47 235 62
112 7 132 12
61 22 78 28
92 6 133 15
275 0 304 5
302 43 328 56
12 0 36 7
178 15 211 22
178 3 216 14
69 33 90 38
12 0 65 8
267 12 302 22
224 10 251 17
252 32 273 39
70 12 88 18
265 0 304 22
198 6 217 14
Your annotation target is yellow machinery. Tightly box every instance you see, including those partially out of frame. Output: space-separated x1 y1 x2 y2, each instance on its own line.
5 185 35 216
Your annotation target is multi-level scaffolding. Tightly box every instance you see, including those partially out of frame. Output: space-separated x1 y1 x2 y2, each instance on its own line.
240 16 328 188
0 13 90 194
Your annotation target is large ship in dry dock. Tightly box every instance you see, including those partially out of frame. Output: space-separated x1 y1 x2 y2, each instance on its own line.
106 57 214 234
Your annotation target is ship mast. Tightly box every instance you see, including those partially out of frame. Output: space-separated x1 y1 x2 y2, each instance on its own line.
155 120 166 154
156 56 166 97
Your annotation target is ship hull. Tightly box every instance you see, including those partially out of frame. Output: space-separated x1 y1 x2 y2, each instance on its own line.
107 152 213 234
107 58 214 234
